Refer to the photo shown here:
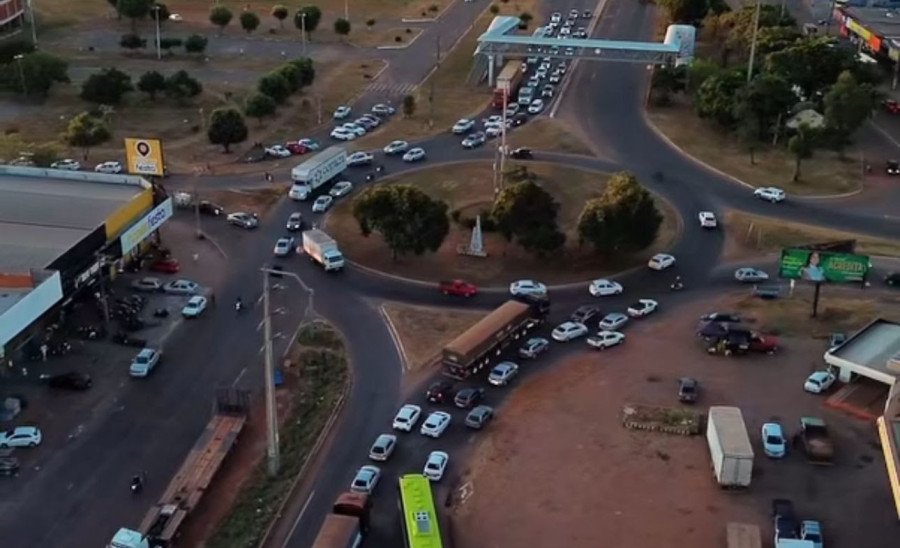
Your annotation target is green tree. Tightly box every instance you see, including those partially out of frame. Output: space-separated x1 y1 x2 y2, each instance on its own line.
732 73 795 142
207 107 248 152
293 6 322 34
64 112 111 160
334 17 351 39
352 185 450 259
720 5 795 56
366 18 376 30
823 70 876 156
137 70 166 99
274 63 301 92
1 51 69 96
787 123 816 181
271 4 289 28
165 70 203 102
756 25 802 57
577 172 662 254
402 94 416 117
119 0 152 31
240 10 260 33
184 34 208 54
685 58 721 94
119 33 146 50
491 179 566 256
209 5 233 33
258 72 290 103
765 36 857 99
80 67 133 104
657 0 709 24
159 37 183 53
288 57 315 87
694 68 744 127
244 92 277 124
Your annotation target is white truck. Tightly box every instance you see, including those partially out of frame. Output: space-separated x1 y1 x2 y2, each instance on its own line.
302 229 345 271
707 406 754 488
289 146 347 201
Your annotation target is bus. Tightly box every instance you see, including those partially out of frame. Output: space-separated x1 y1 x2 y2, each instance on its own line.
398 474 443 548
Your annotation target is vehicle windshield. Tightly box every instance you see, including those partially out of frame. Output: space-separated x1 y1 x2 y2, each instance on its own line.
766 435 782 444
135 356 148 365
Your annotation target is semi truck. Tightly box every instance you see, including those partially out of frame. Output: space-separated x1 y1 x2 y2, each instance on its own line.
442 299 546 379
799 416 834 465
289 146 347 200
302 229 345 271
707 406 754 488
311 492 371 548
108 390 249 548
491 61 523 109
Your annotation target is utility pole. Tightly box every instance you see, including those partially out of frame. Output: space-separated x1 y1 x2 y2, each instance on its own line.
825 0 837 35
153 5 162 60
344 0 349 20
13 54 27 96
746 0 762 83
262 271 280 477
301 13 308 56
26 0 37 47
498 89 508 192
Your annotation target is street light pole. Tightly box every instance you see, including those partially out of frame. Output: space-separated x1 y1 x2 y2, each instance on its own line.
301 13 307 56
344 0 349 21
26 0 37 47
13 54 27 96
153 6 162 60
261 271 280 477
746 0 762 83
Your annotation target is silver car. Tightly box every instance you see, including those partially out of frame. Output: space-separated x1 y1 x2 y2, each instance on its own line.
598 312 629 331
734 267 769 283
312 195 333 212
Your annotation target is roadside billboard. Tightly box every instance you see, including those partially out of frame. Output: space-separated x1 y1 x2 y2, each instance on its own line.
124 138 165 176
778 248 870 283
120 198 173 254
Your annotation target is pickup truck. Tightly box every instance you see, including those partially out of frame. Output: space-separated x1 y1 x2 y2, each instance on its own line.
439 279 478 297
798 416 834 465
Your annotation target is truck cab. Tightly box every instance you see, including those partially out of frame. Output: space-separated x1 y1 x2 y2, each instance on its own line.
109 528 150 548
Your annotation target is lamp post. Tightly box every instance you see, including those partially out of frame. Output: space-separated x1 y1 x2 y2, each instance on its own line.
26 0 37 47
13 54 27 96
344 0 349 21
152 5 162 60
745 0 762 83
300 12 307 56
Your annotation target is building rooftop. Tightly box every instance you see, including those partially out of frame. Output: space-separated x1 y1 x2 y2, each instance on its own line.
842 6 900 40
0 286 29 317
829 319 900 380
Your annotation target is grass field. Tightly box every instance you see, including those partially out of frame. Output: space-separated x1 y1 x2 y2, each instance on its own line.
506 118 594 155
382 302 486 371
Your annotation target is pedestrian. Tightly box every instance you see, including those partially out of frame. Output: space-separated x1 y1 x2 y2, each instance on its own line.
264 171 272 182
40 343 48 362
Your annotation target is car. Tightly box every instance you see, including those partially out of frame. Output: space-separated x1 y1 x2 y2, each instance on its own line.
0 455 19 476
454 387 484 409
95 161 123 173
333 105 352 119
439 279 477 297
51 158 80 170
588 279 623 297
550 11 561 23
485 125 504 138
168 13 183 21
130 348 161 377
462 132 486 149
284 141 309 155
402 147 427 162
420 411 452 438
828 332 846 349
426 380 455 404
505 102 520 117
885 272 900 286
508 147 533 160
330 128 356 141
800 520 824 548
564 47 576 56
482 114 503 126
452 118 476 134
297 138 320 151
197 201 225 216
887 160 900 175
586 330 625 350
549 72 561 84
227 212 259 228
329 181 353 197
0 427 42 448
423 451 449 481
571 304 600 324
488 361 519 386
383 140 410 155
569 8 580 18
149 258 180 274
45 371 92 390
700 312 742 323
761 422 787 458
542 85 554 99
773 499 800 541
355 117 379 130
698 211 717 228
163 279 199 294
312 195 334 212
265 145 292 158
347 151 374 167
509 279 547 297
518 337 550 358
372 103 395 116
368 434 397 461
392 404 422 432
627 299 659 318
273 237 295 257
598 312 628 331
804 370 836 394
647 253 676 270
286 212 304 231
465 405 494 429
131 277 162 292
341 123 367 137
182 295 208 318
734 267 769 283
350 465 381 494
511 113 528 127
527 99 545 114
582 9 593 17
677 377 699 403
754 186 786 203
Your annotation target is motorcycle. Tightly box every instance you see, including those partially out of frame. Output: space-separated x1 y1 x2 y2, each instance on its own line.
670 278 684 291
130 472 146 494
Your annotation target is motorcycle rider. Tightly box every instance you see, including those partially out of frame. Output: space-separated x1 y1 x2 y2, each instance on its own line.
130 471 146 493
235 297 243 312
671 276 683 290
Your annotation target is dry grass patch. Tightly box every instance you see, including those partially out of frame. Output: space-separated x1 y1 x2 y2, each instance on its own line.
382 302 486 371
506 118 593 155
352 26 423 48
202 187 284 214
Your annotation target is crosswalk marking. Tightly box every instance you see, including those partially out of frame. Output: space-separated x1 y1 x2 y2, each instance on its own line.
363 82 418 96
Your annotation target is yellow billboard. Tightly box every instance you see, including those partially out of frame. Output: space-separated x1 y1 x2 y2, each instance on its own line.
124 138 165 176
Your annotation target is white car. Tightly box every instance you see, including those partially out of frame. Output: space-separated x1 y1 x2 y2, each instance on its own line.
368 434 397 462
505 103 520 117
163 279 199 294
420 411 452 438
265 145 292 158
598 312 629 331
341 123 366 137
698 211 717 228
509 279 547 297
383 140 410 155
627 299 659 318
182 296 208 318
51 159 80 170
298 138 320 150
402 147 426 162
273 237 294 257
372 103 395 116
804 371 836 394
485 125 504 138
0 426 42 448
95 161 123 173
452 118 475 134
350 465 381 494
550 11 561 23
761 422 787 458
527 99 545 114
551 321 589 342
333 105 352 120
423 450 449 482
461 132 486 149
347 151 374 167
588 279 623 297
329 181 353 197
312 195 334 212
392 404 422 432
227 212 259 228
483 114 503 126
168 13 183 22
330 128 356 141
734 267 769 283
488 361 519 386
648 253 676 271
130 348 161 378
754 186 786 203
132 277 162 292
586 330 625 350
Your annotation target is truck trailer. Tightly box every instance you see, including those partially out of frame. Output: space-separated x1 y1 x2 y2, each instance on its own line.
707 406 754 488
442 299 543 379
799 416 834 465
491 61 523 109
311 492 371 548
289 146 347 200
302 229 345 271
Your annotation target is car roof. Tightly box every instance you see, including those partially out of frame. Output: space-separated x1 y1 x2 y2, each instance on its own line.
137 348 156 357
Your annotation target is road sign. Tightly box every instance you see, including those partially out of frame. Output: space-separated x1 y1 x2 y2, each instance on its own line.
124 138 165 176
778 248 870 283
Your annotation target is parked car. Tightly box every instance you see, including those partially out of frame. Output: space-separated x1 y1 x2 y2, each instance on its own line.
0 427 42 448
588 279 623 297
426 381 455 404
284 141 309 155
438 279 477 297
181 295 208 318
392 404 422 432
627 299 659 318
95 161 123 173
804 371 836 394
350 465 381 494
488 362 519 386
368 434 397 462
227 212 259 228
149 258 180 273
700 312 742 324
330 128 356 141
761 422 787 458
551 321 589 342
586 330 625 350
420 411 452 438
647 253 676 270
0 454 19 476
518 337 549 358
297 138 320 151
454 387 484 409
45 371 92 390
509 279 547 297
734 268 769 283
131 277 162 292
570 305 600 324
598 312 628 331
677 377 699 403
265 145 292 158
273 237 295 257
754 186 786 203
51 159 80 170
465 405 494 429
423 451 449 481
286 212 304 231
312 195 334 212
698 211 717 228
163 279 199 294
130 348 161 377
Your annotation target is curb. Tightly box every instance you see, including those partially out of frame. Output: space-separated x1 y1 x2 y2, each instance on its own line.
401 0 457 24
379 304 412 370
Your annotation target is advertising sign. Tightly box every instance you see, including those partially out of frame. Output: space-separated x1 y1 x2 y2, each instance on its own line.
120 198 173 254
778 248 870 283
124 138 165 176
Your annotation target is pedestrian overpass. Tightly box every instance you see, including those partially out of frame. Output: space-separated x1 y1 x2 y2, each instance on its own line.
475 16 696 85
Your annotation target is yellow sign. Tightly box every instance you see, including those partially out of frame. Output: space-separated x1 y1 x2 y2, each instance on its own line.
124 138 165 176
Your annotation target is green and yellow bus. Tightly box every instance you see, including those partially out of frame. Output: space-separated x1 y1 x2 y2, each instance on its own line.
398 474 443 548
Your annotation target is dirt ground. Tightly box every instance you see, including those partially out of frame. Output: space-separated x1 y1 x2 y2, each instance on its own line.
381 302 486 371
506 118 595 156
450 291 900 548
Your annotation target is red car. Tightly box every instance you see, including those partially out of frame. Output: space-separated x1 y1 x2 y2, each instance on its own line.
749 332 779 354
284 142 309 155
149 258 180 273
885 100 900 114
439 279 478 297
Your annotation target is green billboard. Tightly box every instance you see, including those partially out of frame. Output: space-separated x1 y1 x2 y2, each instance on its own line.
779 248 870 283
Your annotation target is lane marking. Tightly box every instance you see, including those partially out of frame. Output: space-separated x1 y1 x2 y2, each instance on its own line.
232 366 247 387
282 489 316 548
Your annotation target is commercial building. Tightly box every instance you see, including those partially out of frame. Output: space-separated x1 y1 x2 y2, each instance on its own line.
0 165 172 358
834 5 900 85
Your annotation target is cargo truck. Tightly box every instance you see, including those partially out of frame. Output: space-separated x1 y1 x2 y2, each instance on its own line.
311 492 371 548
442 299 545 379
302 229 345 271
491 61 523 109
707 406 754 488
289 146 347 200
798 416 834 465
